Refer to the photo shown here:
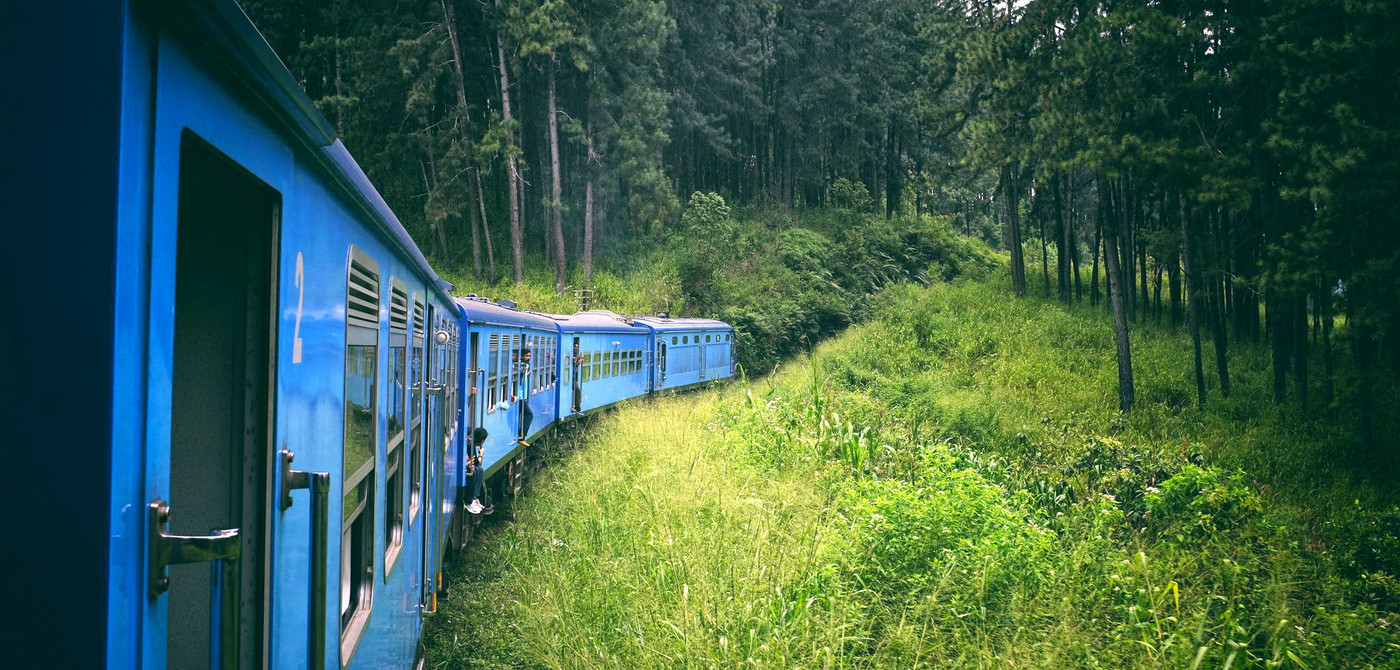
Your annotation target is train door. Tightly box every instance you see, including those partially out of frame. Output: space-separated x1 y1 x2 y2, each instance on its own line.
659 342 668 384
153 137 279 670
421 307 438 610
571 336 582 412
699 336 707 380
468 332 481 430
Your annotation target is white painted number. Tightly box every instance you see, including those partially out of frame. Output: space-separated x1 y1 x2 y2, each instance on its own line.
293 251 305 363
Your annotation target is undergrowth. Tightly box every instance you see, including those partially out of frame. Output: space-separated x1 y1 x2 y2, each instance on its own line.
437 198 999 374
427 277 1400 669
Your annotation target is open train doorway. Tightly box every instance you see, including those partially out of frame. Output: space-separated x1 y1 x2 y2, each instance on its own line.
571 336 581 412
165 134 279 669
468 332 481 430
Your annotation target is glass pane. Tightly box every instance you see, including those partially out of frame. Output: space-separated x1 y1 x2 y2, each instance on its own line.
389 347 405 439
344 344 376 487
342 478 362 520
410 346 423 423
341 530 352 616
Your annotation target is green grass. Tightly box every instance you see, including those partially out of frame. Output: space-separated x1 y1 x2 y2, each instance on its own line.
426 274 1400 669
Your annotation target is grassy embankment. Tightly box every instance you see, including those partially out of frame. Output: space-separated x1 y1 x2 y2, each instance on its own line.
427 273 1400 669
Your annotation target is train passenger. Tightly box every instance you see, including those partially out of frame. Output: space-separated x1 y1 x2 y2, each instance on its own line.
466 427 492 515
512 348 533 446
571 341 584 413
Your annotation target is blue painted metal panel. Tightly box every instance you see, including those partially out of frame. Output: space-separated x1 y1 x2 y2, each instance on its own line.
107 5 158 668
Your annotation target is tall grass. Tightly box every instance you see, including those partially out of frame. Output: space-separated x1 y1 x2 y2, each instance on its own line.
427 276 1400 669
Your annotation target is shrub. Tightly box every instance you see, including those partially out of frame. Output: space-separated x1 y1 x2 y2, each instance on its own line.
838 447 1055 615
1145 465 1263 543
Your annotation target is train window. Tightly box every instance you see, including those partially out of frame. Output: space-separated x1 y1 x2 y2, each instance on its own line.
388 282 408 444
672 336 678 344
529 336 536 392
487 333 499 411
385 281 407 569
342 247 377 655
410 294 424 522
581 352 592 382
447 326 458 432
706 334 712 343
683 336 689 344
510 333 520 398
591 352 601 380
613 351 621 377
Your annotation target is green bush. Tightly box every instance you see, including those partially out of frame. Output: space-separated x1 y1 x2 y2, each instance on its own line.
1145 464 1263 543
838 451 1055 614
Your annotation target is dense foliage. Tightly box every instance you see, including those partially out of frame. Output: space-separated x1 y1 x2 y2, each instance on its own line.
442 199 997 373
426 278 1400 668
242 0 1400 461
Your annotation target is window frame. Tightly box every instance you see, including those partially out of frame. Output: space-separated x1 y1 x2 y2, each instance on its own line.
341 246 378 664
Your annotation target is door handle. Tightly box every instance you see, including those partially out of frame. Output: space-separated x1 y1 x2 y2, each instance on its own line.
279 450 331 670
147 500 241 670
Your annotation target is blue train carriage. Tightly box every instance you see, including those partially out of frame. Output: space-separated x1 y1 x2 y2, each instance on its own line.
551 311 654 418
454 297 560 499
19 1 469 668
632 317 737 391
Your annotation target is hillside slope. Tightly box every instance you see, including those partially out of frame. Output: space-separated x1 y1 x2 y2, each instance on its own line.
426 277 1400 669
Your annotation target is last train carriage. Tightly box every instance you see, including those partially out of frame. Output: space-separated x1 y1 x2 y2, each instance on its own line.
7 1 733 668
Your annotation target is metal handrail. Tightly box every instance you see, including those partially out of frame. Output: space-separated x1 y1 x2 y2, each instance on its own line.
148 500 242 670
280 450 332 670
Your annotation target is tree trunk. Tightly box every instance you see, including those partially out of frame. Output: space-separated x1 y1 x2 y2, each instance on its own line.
1168 245 1182 327
474 169 497 283
494 14 523 284
1211 269 1231 398
1352 297 1375 463
468 175 483 279
1152 265 1162 321
885 115 900 219
1321 280 1334 411
1270 290 1290 404
1054 174 1071 303
1004 165 1026 297
1181 193 1207 408
1102 177 1135 412
583 97 596 286
1040 192 1050 297
1069 172 1082 301
1293 294 1308 411
1138 202 1150 323
1090 218 1101 307
548 58 566 293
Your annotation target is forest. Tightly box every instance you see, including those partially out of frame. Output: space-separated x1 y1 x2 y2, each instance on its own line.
244 0 1398 459
234 0 1400 666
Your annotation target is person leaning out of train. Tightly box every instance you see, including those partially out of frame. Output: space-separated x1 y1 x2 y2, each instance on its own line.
466 427 491 515
511 348 533 446
571 342 584 414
